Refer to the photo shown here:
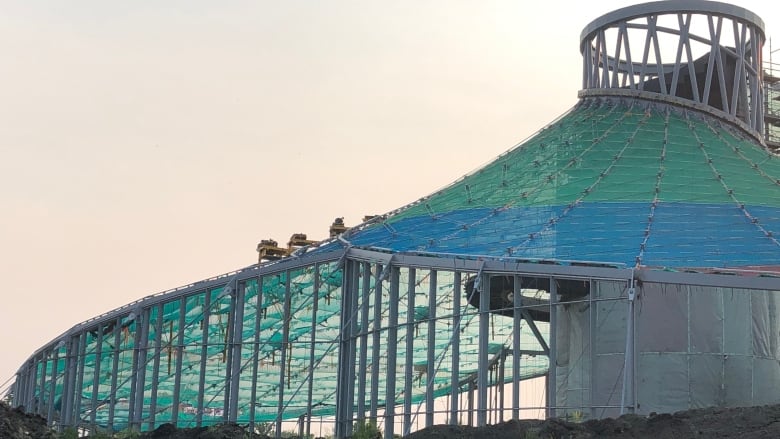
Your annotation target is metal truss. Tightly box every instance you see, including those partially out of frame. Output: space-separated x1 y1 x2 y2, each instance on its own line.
10 242 780 437
580 0 765 135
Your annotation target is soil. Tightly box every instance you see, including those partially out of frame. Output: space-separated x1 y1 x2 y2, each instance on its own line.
3 401 780 438
0 402 57 438
407 405 780 439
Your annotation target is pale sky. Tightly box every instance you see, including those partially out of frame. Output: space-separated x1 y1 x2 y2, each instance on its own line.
1 0 779 390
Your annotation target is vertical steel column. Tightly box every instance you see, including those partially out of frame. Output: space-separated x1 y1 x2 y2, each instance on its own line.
467 380 474 426
589 281 596 420
449 272 461 425
36 354 47 416
249 276 264 431
128 314 141 428
477 273 489 426
60 336 77 431
335 262 348 439
276 270 292 438
65 336 80 429
403 267 416 436
17 366 26 410
14 371 21 408
384 266 400 439
498 350 505 422
196 291 212 427
512 274 522 420
547 278 558 419
228 281 246 423
335 262 348 438
132 309 151 430
108 318 122 431
14 371 23 409
72 332 88 429
369 263 383 421
357 262 371 420
46 347 59 426
27 362 36 410
61 339 73 430
171 297 187 425
621 276 637 415
13 370 22 409
425 270 437 428
223 285 236 421
29 359 38 411
346 261 360 435
28 361 37 410
90 327 104 429
21 363 29 409
335 260 359 438
149 303 164 429
490 355 496 423
305 266 320 438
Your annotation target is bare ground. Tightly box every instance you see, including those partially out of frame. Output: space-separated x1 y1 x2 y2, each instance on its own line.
4 401 780 438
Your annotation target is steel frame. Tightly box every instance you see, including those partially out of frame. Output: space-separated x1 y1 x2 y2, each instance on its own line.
580 0 765 135
9 242 780 437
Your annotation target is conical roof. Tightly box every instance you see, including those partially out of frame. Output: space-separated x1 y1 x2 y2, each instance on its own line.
343 96 780 270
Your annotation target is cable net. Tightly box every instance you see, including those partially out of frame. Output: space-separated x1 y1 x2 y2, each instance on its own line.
347 97 780 269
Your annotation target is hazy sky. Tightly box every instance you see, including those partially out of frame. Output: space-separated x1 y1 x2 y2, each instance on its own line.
2 0 779 390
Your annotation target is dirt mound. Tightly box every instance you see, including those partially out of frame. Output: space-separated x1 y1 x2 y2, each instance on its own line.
139 422 270 439
4 401 780 438
0 402 57 439
408 405 780 439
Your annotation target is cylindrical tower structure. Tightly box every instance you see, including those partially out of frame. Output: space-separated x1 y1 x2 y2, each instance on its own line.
580 0 765 136
553 0 779 419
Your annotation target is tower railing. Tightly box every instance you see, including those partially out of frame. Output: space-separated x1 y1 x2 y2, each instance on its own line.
580 0 766 136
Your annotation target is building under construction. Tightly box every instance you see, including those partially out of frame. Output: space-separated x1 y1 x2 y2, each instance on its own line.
8 1 780 437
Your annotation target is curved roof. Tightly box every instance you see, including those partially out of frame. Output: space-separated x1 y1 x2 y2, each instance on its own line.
343 96 780 270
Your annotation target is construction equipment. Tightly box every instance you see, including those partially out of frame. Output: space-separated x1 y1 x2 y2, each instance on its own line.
287 233 317 252
257 239 289 263
329 218 347 237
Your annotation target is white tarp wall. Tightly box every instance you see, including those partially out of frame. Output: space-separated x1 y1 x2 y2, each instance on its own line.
555 280 780 419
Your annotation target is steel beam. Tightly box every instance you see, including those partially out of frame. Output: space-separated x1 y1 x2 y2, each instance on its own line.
108 317 122 431
196 291 212 427
46 347 58 426
621 277 637 415
403 268 416 436
171 298 186 425
72 332 87 429
357 262 371 420
384 266 400 439
60 336 77 431
149 303 164 429
249 276 264 431
369 263 383 421
425 269 437 427
132 308 150 430
477 273 489 427
305 266 320 438
37 353 47 416
89 327 103 430
276 270 292 438
449 272 461 425
547 278 557 419
228 280 246 422
512 275 522 420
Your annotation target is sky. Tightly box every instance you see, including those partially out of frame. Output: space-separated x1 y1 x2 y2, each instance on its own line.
1 0 779 392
